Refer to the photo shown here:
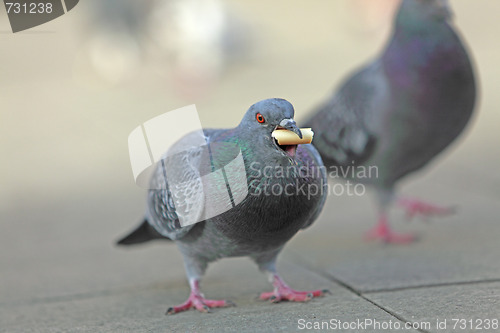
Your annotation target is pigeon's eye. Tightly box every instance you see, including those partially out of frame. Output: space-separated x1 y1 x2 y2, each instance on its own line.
256 113 265 123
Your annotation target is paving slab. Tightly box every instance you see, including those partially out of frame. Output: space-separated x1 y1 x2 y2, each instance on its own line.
365 282 500 333
1 259 416 333
0 194 187 306
287 179 500 292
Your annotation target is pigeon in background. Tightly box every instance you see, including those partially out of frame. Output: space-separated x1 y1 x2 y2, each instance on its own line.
79 0 251 91
305 0 476 243
81 0 155 83
148 0 252 97
118 99 328 314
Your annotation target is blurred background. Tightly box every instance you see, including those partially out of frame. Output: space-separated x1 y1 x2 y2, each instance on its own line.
1 0 499 330
3 0 498 210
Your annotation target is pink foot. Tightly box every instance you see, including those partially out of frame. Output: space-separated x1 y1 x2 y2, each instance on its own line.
365 216 416 244
398 198 455 220
260 274 328 303
166 281 234 315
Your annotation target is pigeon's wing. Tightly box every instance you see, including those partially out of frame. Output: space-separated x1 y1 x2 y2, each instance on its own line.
298 144 328 230
147 133 208 240
306 61 385 166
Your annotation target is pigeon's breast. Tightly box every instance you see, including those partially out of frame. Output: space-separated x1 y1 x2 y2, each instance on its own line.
210 151 325 251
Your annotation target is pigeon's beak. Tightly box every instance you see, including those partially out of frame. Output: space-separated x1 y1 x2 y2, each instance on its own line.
271 119 302 158
278 118 302 139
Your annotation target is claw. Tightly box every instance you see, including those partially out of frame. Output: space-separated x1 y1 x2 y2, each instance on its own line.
365 215 417 244
166 294 233 315
260 274 328 303
398 198 455 220
166 280 235 315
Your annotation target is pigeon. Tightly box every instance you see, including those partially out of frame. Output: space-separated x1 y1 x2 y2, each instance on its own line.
81 0 155 83
118 98 328 314
304 0 476 243
149 0 252 98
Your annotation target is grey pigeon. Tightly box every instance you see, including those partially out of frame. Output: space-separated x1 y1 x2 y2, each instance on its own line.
305 0 476 243
118 98 328 314
82 0 155 82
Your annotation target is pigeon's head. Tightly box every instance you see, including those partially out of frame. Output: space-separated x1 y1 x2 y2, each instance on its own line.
240 98 302 159
398 0 452 24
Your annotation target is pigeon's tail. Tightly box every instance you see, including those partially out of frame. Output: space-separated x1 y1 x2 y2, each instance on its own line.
116 219 171 245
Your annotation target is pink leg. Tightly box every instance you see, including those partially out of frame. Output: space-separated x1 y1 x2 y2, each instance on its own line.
398 198 455 220
166 280 235 315
259 274 328 303
365 214 415 244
